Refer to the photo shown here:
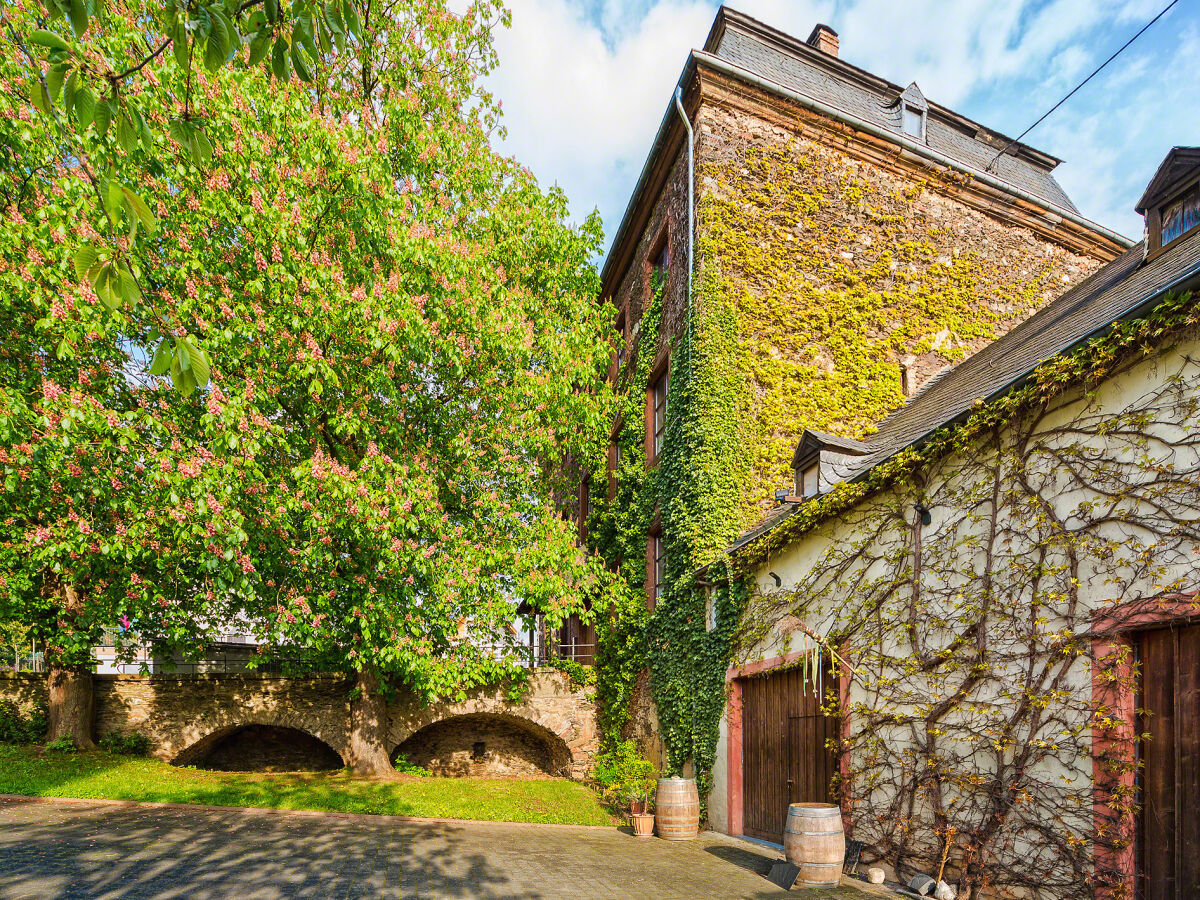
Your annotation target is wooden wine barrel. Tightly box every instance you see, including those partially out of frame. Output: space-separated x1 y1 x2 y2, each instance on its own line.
654 776 699 840
783 803 844 887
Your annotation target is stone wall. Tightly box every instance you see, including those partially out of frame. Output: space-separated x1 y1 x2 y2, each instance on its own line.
0 668 598 779
394 713 568 777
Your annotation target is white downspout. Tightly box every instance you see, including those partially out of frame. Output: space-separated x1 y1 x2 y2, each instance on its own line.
674 86 694 345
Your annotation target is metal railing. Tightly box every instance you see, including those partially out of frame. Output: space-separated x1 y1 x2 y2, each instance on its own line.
1 653 45 673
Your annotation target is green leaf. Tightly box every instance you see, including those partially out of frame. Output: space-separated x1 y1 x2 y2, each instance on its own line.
93 264 120 310
204 8 229 71
265 0 279 23
248 32 271 65
271 37 289 80
30 29 73 52
187 342 211 387
29 78 51 114
116 264 142 305
148 340 172 376
104 179 125 220
173 20 190 68
73 244 99 281
290 40 312 82
63 68 78 110
67 0 88 37
193 128 213 164
120 186 157 232
73 85 95 130
116 112 137 152
45 65 66 101
343 0 360 37
94 98 111 136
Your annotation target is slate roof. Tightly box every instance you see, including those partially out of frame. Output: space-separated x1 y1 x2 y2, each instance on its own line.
730 226 1200 554
708 8 1078 212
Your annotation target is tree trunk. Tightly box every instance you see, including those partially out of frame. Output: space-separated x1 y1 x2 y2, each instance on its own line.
46 665 95 749
347 668 396 777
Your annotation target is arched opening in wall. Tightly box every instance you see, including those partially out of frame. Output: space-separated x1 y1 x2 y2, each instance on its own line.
173 725 343 772
392 713 571 778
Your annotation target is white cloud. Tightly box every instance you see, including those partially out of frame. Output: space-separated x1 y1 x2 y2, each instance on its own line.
485 0 1196 251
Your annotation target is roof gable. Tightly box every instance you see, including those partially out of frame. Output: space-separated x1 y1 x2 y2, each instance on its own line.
1136 146 1200 213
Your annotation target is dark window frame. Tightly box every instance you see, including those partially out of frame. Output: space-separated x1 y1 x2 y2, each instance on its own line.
1148 171 1200 259
647 524 664 610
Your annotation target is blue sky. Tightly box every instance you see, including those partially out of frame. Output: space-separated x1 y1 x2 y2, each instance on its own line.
484 0 1199 257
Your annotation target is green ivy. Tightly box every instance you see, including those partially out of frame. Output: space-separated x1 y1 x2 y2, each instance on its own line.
588 269 748 812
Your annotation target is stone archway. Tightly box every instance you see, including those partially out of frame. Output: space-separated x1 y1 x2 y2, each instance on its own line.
392 712 573 777
173 722 345 772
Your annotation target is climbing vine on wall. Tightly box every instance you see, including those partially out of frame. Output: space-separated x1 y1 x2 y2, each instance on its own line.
588 267 749 807
736 291 1200 899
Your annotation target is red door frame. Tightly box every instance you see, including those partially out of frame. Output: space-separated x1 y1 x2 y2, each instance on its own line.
1091 597 1200 900
725 648 851 837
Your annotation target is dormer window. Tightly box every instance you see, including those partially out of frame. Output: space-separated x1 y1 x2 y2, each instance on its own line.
790 429 874 501
1136 147 1200 260
898 82 928 143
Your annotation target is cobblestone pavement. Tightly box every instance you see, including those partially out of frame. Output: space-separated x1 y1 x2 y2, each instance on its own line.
0 797 874 900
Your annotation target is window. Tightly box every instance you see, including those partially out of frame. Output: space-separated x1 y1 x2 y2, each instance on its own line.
798 462 820 498
648 528 664 610
651 369 669 459
613 309 626 377
902 104 924 139
1162 185 1200 247
653 241 668 282
705 587 717 632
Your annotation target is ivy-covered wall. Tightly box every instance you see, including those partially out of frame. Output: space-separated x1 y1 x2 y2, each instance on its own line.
696 99 1107 522
591 81 1117 811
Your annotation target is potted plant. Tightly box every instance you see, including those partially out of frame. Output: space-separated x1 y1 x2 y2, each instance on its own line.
629 784 655 837
593 740 658 837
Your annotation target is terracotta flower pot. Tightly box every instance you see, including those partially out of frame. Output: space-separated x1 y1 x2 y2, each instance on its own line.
631 812 655 837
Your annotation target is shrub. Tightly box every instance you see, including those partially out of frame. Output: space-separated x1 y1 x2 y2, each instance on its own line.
100 731 152 756
0 699 48 744
45 736 76 753
592 739 657 810
392 753 432 777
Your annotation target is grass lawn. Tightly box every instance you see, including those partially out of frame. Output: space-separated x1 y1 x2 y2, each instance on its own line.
0 744 616 826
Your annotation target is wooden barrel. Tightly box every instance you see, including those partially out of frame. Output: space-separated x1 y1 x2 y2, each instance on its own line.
654 777 699 840
783 803 844 887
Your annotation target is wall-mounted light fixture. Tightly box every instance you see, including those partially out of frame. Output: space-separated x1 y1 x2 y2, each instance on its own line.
769 571 782 587
914 503 932 527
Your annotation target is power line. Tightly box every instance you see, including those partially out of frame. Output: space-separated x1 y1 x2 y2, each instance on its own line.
985 0 1181 172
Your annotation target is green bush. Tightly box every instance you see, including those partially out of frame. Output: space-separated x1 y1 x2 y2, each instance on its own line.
100 731 152 756
0 699 48 744
45 736 76 753
392 754 431 777
592 739 657 809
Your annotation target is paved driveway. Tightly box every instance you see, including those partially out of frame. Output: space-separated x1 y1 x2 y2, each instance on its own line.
0 797 871 900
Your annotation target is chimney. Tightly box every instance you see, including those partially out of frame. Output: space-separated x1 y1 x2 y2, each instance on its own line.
806 24 839 58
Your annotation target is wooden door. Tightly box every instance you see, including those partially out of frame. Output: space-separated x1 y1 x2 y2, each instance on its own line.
741 660 838 843
1139 625 1200 900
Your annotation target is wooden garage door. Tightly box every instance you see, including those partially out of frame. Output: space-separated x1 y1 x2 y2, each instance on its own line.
741 661 838 843
1139 625 1200 900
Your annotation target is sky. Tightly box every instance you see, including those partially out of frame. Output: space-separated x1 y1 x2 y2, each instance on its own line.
483 0 1200 259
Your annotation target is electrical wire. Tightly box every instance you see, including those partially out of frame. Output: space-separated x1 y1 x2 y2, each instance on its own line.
985 0 1181 172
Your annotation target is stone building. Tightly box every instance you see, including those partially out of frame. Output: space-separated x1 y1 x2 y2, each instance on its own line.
587 7 1129 772
710 146 1200 899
